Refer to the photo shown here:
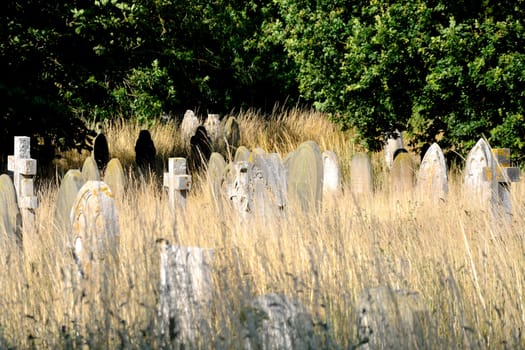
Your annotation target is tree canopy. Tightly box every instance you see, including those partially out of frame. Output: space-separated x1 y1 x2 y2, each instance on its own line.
2 0 525 162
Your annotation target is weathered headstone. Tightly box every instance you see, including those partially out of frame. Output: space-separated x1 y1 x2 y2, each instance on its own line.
103 158 126 200
181 109 200 147
7 136 37 236
54 169 84 234
163 158 192 213
242 293 319 350
463 138 493 206
224 161 252 219
350 152 373 198
322 150 342 196
384 130 404 169
93 126 110 171
207 152 227 212
158 243 214 348
135 129 156 171
204 113 221 146
485 148 520 219
390 152 415 196
70 181 119 324
81 156 100 182
416 143 448 203
234 146 251 163
223 116 240 155
286 141 323 211
190 126 213 171
0 174 22 245
265 153 287 210
357 287 431 350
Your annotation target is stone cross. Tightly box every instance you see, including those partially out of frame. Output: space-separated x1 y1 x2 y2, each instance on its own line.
7 136 37 235
483 148 520 220
163 157 192 213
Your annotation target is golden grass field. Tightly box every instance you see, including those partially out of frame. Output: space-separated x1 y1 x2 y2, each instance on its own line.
1 108 524 348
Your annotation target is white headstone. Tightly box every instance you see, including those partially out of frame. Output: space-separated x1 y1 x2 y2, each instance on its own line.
181 110 200 147
417 143 448 203
322 150 342 196
204 113 221 145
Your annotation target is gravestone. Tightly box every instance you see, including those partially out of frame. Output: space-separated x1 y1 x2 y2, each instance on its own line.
181 109 200 147
223 116 240 155
103 158 126 199
384 130 404 169
234 146 251 163
357 287 431 350
70 181 119 324
54 169 84 234
350 152 373 197
163 158 192 213
207 152 227 212
204 113 221 146
224 161 252 219
93 128 110 171
242 293 319 350
0 174 22 245
390 152 415 196
265 153 287 210
485 148 520 219
158 243 214 348
135 130 156 171
7 136 37 236
322 150 342 196
81 156 100 182
190 126 213 171
286 141 323 211
416 143 448 203
249 153 272 217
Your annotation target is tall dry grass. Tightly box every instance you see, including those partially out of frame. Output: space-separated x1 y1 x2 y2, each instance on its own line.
0 108 524 348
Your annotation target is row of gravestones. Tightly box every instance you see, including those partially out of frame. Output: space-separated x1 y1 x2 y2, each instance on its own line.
206 140 343 220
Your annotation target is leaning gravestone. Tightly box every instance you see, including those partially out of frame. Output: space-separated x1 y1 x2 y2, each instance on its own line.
416 143 448 203
390 152 415 196
54 169 84 234
204 113 221 146
0 174 22 245
234 146 251 163
158 243 214 349
322 150 342 196
103 158 126 199
384 130 404 169
70 181 119 322
350 152 373 198
286 141 323 211
357 287 431 350
81 156 100 182
242 293 319 350
223 116 240 156
207 152 227 212
181 109 201 147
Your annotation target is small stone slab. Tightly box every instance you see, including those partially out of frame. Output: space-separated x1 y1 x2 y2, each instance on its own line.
350 152 373 197
54 169 84 234
158 244 214 348
390 152 415 195
384 130 404 169
357 287 431 350
242 293 319 350
286 141 323 211
416 143 448 202
234 146 251 163
81 156 101 182
181 109 200 147
322 150 342 196
0 174 22 245
103 158 126 199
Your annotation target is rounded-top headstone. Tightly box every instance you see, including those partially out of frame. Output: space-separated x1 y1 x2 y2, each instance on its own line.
207 152 227 207
181 110 200 147
390 152 415 194
54 169 84 234
190 126 213 170
417 143 448 202
464 138 492 204
223 116 240 153
93 132 110 171
204 114 221 145
234 146 251 163
384 130 404 169
322 150 342 196
0 174 22 244
103 158 126 199
135 130 156 170
81 156 100 182
350 152 373 196
286 141 323 211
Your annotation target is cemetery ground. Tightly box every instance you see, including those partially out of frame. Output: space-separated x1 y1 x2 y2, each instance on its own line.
1 109 525 349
